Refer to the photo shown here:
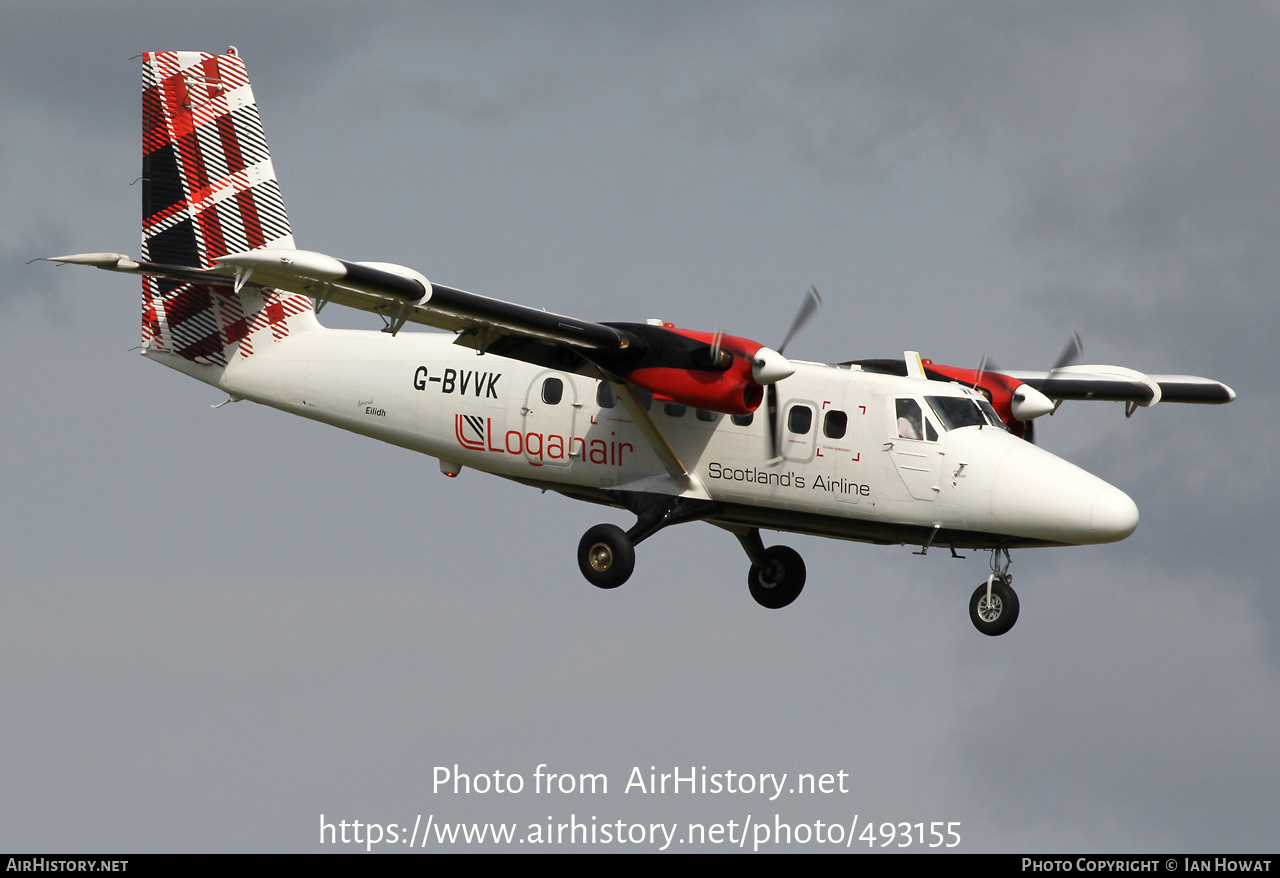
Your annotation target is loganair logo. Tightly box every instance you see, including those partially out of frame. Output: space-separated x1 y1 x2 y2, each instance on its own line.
454 414 634 467
455 414 487 450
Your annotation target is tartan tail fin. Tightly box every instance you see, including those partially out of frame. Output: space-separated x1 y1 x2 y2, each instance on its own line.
140 48 315 366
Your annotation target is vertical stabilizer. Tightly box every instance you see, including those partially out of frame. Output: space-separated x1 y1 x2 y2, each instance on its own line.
140 49 314 367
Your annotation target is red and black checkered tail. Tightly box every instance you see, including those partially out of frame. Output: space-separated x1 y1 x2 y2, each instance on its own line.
140 49 315 366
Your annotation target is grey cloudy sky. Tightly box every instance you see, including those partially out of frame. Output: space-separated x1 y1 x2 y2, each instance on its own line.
1 2 1275 852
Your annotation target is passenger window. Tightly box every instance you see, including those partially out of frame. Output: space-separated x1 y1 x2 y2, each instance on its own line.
596 382 616 409
663 402 687 418
634 388 653 411
542 377 563 405
696 409 717 422
732 413 754 427
823 410 847 439
788 405 812 435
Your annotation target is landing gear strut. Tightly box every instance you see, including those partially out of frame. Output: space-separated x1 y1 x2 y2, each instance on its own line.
576 494 716 590
739 529 806 609
969 547 1019 636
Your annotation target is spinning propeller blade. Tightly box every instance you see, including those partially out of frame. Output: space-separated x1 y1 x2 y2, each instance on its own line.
778 285 822 356
1051 331 1084 373
765 286 822 461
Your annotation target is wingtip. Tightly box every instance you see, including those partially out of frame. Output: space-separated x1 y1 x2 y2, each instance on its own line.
43 252 137 270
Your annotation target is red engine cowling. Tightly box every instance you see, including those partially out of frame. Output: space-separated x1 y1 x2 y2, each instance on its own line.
621 327 767 416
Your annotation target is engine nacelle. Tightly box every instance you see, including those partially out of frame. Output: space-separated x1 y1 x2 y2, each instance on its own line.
625 359 764 415
618 326 769 415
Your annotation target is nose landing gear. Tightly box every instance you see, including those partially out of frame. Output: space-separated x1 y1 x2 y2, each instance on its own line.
969 547 1019 636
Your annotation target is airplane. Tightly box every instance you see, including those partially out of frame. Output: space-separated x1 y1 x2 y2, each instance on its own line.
47 49 1235 636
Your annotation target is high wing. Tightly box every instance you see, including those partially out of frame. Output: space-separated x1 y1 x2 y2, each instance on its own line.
46 248 634 374
46 248 797 421
1001 365 1236 408
853 355 1235 440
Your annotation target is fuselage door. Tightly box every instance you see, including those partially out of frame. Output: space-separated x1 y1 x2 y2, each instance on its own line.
781 399 818 463
522 371 579 468
887 396 943 501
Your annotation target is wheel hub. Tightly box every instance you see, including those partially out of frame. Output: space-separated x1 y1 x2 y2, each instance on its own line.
588 543 613 572
759 561 784 588
977 594 1002 623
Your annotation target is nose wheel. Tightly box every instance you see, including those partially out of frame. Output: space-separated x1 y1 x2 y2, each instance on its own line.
970 545 1020 636
969 576 1019 635
577 524 635 589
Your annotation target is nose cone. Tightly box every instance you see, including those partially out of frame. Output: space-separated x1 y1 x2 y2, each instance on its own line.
989 440 1139 545
1090 484 1139 542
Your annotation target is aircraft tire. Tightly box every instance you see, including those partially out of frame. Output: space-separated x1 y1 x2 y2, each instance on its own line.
748 546 806 609
578 524 635 589
969 577 1019 636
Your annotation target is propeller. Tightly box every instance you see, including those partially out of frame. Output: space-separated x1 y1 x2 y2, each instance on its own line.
975 332 1083 443
778 285 822 357
765 286 822 461
1021 331 1083 443
973 351 996 398
1051 331 1084 373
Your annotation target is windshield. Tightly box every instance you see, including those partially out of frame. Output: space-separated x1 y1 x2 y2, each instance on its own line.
975 397 1007 430
926 396 988 431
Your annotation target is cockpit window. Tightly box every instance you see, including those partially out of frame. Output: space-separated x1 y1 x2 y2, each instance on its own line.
926 396 986 431
896 398 940 442
975 397 1006 430
896 398 924 440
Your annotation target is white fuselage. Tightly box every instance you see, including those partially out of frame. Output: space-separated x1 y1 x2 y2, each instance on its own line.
155 324 1138 550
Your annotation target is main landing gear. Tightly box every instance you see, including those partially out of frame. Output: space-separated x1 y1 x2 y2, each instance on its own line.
576 496 806 610
969 547 1019 636
577 495 714 591
577 524 635 589
738 529 805 609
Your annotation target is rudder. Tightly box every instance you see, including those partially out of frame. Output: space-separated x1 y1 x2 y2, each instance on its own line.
140 48 314 367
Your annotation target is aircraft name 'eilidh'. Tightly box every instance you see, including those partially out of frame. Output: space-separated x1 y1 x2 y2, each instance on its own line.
413 366 500 398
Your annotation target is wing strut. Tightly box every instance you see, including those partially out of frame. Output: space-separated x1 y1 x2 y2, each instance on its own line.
606 376 689 482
